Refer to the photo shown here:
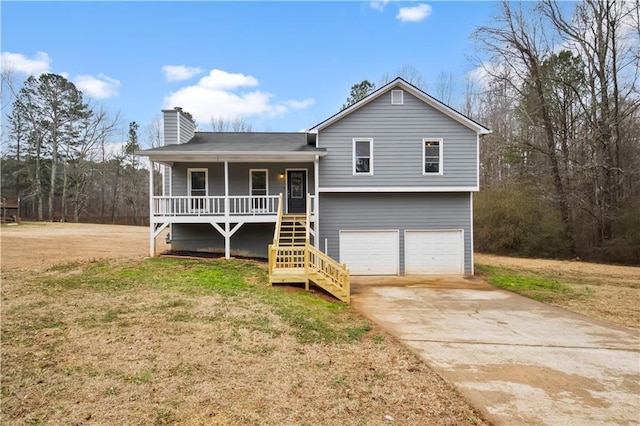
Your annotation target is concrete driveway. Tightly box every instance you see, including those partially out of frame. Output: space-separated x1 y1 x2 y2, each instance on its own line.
351 276 640 425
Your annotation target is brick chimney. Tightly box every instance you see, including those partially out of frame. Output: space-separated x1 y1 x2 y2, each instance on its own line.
162 107 196 145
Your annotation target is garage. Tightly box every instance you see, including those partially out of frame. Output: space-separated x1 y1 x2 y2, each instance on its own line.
339 230 399 275
405 230 464 275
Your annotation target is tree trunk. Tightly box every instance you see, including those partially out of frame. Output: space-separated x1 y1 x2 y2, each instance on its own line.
48 132 58 221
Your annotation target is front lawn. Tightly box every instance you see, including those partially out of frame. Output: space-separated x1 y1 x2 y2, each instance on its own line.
1 257 487 425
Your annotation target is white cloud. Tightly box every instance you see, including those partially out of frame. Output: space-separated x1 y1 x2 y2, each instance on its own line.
285 98 315 109
198 69 259 90
163 69 314 124
74 73 120 99
0 51 51 75
466 65 490 88
396 3 432 22
369 0 389 11
162 65 204 82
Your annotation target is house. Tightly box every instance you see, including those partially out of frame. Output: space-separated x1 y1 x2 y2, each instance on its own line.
137 77 490 302
1 197 20 223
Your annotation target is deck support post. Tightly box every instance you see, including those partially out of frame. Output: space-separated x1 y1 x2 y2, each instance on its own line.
149 159 155 257
224 160 230 259
314 155 320 248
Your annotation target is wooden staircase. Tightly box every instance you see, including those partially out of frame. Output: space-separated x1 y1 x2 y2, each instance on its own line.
268 194 350 303
277 214 308 246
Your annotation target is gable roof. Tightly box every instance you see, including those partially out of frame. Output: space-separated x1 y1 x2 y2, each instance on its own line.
136 132 326 162
309 77 491 135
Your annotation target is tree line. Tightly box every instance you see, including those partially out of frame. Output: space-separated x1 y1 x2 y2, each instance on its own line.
1 72 159 224
469 1 640 264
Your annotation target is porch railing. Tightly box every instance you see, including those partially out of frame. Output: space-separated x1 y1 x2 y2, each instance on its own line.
152 195 281 216
153 195 316 218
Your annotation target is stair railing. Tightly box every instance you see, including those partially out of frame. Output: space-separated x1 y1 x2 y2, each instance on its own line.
305 193 311 245
272 193 283 245
307 243 350 303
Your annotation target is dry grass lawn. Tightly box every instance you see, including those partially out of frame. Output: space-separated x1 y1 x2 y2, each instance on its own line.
1 223 487 425
476 253 640 330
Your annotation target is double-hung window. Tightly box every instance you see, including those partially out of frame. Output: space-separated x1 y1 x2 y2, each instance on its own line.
188 168 208 211
353 138 373 175
250 169 268 212
423 138 443 175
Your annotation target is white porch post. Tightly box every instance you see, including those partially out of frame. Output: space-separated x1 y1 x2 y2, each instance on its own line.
149 159 155 257
224 160 230 258
314 155 320 249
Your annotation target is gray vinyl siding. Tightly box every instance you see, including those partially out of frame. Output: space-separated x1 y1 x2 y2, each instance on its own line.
178 113 196 144
172 163 225 196
171 223 274 258
318 193 472 274
171 162 315 197
163 113 178 145
163 165 171 196
318 89 478 188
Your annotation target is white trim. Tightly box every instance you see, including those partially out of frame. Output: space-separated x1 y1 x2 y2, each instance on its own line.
318 186 478 193
249 169 269 196
423 138 444 176
476 134 480 188
224 161 229 222
161 165 165 196
470 192 474 275
391 89 404 105
285 168 308 214
310 78 491 135
352 138 373 176
143 151 327 163
187 167 208 196
314 155 320 249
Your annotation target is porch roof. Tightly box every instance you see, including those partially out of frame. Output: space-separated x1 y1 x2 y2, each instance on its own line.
137 132 326 163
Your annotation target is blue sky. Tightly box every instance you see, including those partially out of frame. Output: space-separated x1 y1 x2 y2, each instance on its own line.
2 1 500 141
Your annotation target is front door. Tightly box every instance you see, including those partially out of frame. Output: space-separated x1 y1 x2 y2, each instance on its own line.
286 170 306 214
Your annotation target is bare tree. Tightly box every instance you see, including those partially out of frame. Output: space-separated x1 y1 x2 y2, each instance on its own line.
540 0 640 243
435 71 456 104
69 107 119 221
210 115 253 132
379 64 427 89
145 116 163 196
473 1 575 252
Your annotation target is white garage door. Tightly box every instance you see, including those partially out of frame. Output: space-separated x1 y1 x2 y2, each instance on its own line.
339 230 399 275
405 230 464 275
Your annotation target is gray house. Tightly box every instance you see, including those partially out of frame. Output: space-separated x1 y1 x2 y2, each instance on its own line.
138 78 490 294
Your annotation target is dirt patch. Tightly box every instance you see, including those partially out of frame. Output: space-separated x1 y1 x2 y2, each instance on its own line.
1 222 169 272
475 253 640 330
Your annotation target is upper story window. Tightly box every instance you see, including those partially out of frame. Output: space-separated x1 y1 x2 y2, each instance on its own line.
353 138 373 175
423 138 443 175
391 89 404 105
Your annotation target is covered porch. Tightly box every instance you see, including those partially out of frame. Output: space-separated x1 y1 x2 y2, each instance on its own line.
140 132 326 258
